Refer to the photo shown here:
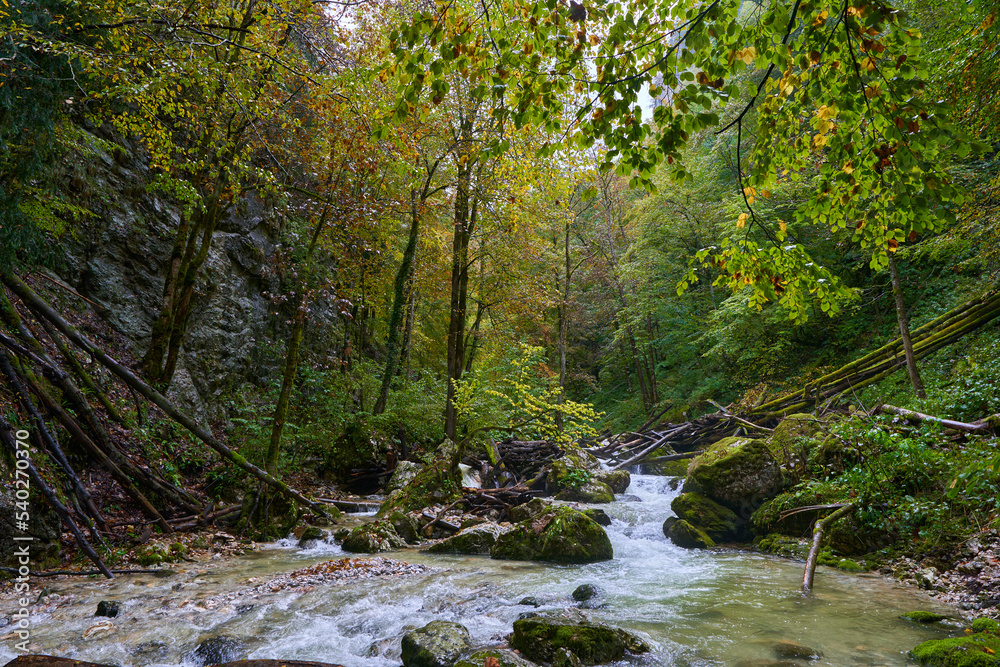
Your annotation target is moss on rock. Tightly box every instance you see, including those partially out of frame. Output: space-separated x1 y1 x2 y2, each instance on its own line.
683 437 784 519
426 523 509 555
768 413 822 464
595 470 630 494
555 480 615 504
510 616 649 665
911 631 1000 666
671 492 747 542
378 442 463 516
491 506 613 564
401 620 472 667
548 447 602 493
972 619 1000 634
755 533 811 559
665 519 715 549
902 611 948 623
453 648 533 667
342 520 407 553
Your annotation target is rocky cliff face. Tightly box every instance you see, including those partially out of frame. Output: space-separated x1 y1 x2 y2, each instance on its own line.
54 127 291 420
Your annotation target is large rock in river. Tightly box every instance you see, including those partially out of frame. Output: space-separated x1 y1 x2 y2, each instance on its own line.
491 506 613 564
671 492 748 542
682 437 784 519
401 620 472 667
341 520 407 553
379 441 464 516
426 523 509 555
510 615 650 665
554 480 615 504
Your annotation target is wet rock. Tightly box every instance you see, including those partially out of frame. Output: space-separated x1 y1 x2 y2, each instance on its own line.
401 620 472 667
333 527 350 543
453 648 534 667
387 461 423 493
773 640 822 660
555 480 615 504
671 492 748 542
491 506 613 564
519 596 542 607
297 526 327 548
548 447 603 494
595 470 630 494
191 635 244 666
682 437 784 519
95 600 120 618
510 616 649 665
901 611 948 623
571 583 603 602
552 647 582 667
132 641 168 661
82 620 117 641
510 498 554 523
583 509 612 526
342 520 407 553
379 443 464 515
3 659 116 667
388 511 421 544
754 534 811 560
662 516 678 537
915 567 939 590
426 523 509 555
665 519 715 549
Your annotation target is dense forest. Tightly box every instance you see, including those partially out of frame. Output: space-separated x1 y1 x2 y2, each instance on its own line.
2 0 1000 635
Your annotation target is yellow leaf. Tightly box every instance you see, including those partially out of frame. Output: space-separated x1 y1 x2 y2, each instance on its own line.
843 162 854 174
736 46 757 65
779 221 787 232
737 212 749 229
762 189 772 198
816 104 836 120
812 133 828 148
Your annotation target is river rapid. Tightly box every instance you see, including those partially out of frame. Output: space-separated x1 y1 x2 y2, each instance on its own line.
0 474 957 666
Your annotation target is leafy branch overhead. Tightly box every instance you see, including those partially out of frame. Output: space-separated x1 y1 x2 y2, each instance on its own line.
387 0 984 321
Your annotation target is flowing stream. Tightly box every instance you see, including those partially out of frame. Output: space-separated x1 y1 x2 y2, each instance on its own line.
0 474 958 666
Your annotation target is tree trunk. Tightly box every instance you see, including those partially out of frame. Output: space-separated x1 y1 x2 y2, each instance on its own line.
374 192 422 415
888 253 926 399
445 137 476 442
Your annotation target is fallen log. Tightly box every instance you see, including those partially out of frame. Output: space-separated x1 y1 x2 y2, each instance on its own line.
876 404 999 433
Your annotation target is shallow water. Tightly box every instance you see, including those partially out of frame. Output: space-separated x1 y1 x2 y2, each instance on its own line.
0 474 958 666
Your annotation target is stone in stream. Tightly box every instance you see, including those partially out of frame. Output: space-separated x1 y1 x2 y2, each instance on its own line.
594 470 631 494
518 596 542 607
665 519 715 549
552 647 582 667
491 506 613 564
453 648 534 667
910 618 1000 666
95 600 120 618
554 480 616 504
426 522 509 554
401 620 472 667
571 583 605 609
509 497 554 523
388 511 421 544
297 525 327 547
341 520 407 553
190 634 245 666
510 615 650 665
682 437 784 519
583 509 612 526
772 639 822 660
671 492 748 542
901 611 948 623
387 461 423 493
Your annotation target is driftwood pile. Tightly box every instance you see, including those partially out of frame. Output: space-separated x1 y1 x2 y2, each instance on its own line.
585 409 772 469
481 439 562 488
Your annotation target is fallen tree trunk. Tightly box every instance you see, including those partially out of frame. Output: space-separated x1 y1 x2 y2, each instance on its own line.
876 404 1000 433
1 272 329 518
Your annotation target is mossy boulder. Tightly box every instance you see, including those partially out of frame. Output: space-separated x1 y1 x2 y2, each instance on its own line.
595 470 630 494
902 611 948 624
510 497 554 523
583 509 612 526
555 480 615 504
683 437 784 519
911 629 1000 666
401 620 471 667
768 413 822 462
134 542 187 566
973 619 1000 634
387 461 423 493
665 519 715 549
755 533 811 559
491 506 613 564
671 492 748 542
426 523 509 555
510 616 649 665
341 520 407 553
548 447 602 493
388 511 421 544
379 442 463 516
453 649 533 667
297 526 327 547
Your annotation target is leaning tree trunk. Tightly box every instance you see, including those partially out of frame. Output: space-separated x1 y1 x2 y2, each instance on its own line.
888 253 925 399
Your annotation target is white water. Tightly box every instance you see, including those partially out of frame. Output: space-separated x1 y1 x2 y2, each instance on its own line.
0 474 956 666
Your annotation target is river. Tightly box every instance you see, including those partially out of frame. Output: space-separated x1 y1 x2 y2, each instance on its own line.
0 473 956 666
